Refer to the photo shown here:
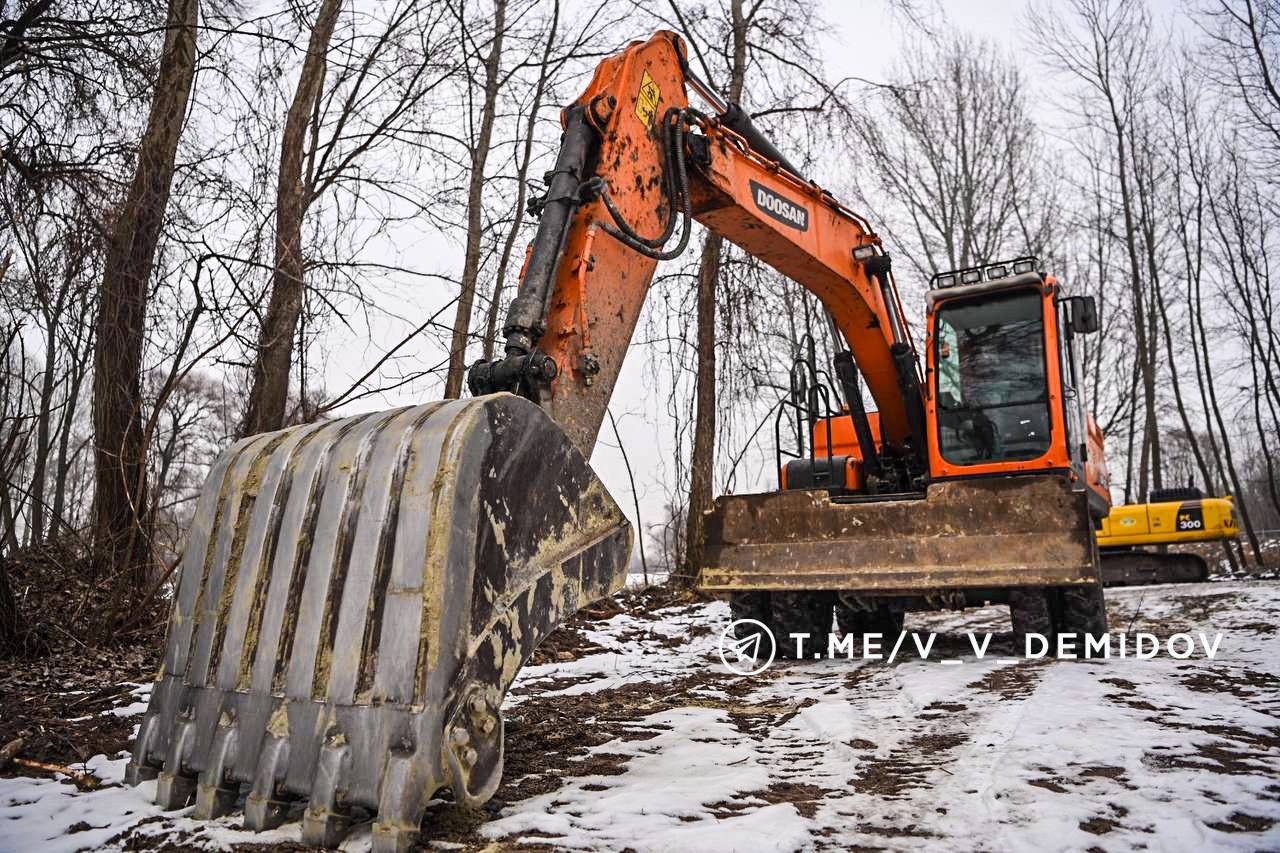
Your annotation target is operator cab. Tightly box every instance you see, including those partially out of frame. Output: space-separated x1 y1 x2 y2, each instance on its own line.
777 256 1104 508
923 257 1103 503
933 287 1051 465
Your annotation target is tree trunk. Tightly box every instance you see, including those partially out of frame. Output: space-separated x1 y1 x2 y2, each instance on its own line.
1122 353 1140 504
680 0 746 588
52 301 92 532
1192 246 1266 565
482 0 555 361
240 0 342 436
444 0 508 399
0 553 17 649
1154 286 1212 492
91 0 199 589
680 233 724 588
28 248 76 544
28 309 59 544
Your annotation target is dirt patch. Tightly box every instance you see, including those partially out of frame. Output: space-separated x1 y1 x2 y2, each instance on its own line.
714 781 831 819
924 702 967 713
1231 620 1278 635
759 781 828 818
1168 591 1247 625
1205 811 1276 833
1079 816 1118 835
523 585 694 666
1079 765 1128 782
851 729 970 798
527 624 608 665
968 659 1047 700
1180 667 1280 699
0 644 157 775
1143 739 1273 777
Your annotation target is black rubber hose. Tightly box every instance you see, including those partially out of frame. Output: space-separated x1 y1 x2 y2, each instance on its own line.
597 109 682 248
718 101 804 180
597 107 700 261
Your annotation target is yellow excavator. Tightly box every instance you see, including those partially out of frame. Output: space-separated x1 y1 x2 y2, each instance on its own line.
1098 487 1238 586
126 32 1117 850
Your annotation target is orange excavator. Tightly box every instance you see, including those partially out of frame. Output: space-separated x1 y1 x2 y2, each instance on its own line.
127 32 1112 851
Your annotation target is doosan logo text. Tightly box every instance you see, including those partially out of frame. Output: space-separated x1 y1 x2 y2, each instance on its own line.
751 180 808 231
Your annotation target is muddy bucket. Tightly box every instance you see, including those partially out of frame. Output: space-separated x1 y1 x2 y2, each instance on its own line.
126 393 630 851
699 474 1098 594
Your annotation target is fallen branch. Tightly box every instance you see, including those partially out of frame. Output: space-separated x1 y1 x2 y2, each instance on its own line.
12 757 100 789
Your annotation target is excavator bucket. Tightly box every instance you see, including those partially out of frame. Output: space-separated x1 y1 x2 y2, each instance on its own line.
125 393 630 852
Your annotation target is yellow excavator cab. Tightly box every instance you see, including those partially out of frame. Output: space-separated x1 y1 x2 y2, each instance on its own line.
1099 495 1238 548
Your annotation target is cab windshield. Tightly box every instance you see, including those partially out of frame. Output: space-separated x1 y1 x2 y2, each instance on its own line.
935 290 1051 465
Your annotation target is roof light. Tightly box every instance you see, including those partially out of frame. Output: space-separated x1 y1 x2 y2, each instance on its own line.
852 244 876 261
1012 257 1036 274
960 268 982 285
935 273 957 288
985 264 1009 280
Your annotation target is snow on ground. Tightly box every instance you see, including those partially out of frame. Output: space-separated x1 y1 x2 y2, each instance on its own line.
3 581 1279 852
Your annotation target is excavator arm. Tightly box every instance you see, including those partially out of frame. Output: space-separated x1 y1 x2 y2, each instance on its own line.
468 31 926 481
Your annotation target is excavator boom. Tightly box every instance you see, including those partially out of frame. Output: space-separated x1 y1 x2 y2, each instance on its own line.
469 32 924 474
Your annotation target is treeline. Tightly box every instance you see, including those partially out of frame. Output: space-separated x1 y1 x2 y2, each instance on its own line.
0 0 1275 647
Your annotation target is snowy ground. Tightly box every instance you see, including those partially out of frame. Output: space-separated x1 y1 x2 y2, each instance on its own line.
3 580 1279 852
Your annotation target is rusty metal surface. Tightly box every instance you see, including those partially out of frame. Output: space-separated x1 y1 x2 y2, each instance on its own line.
126 393 630 852
699 475 1098 593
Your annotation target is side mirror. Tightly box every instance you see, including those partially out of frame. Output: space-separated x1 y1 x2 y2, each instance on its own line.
1070 295 1100 335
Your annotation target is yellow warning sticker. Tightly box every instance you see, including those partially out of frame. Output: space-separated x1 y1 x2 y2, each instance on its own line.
635 70 661 128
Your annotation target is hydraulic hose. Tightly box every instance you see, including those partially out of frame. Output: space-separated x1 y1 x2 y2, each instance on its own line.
593 106 704 261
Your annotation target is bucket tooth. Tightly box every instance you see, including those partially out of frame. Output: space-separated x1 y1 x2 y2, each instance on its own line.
155 716 197 809
125 714 162 785
244 733 292 831
301 735 353 848
193 719 240 819
371 742 429 853
128 394 631 842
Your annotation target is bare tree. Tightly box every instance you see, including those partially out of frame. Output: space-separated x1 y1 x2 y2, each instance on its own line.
1030 0 1163 500
849 33 1059 280
91 0 199 588
240 0 344 436
442 0 510 399
480 0 561 361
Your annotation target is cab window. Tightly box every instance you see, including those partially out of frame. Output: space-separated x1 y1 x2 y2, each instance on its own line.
935 290 1051 465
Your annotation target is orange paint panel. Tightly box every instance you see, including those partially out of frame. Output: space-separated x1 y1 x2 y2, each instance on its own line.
688 133 910 447
811 412 882 459
535 32 689 453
